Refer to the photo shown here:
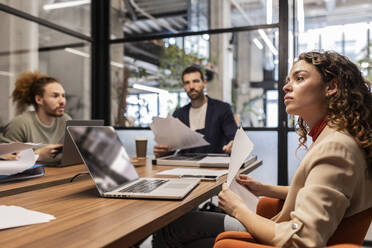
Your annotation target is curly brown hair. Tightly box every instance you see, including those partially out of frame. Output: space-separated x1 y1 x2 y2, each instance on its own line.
12 71 59 114
295 51 372 167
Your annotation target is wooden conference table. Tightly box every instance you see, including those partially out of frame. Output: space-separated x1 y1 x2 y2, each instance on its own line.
0 164 89 197
0 161 238 248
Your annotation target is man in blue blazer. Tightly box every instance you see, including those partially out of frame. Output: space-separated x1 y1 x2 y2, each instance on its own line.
154 65 238 157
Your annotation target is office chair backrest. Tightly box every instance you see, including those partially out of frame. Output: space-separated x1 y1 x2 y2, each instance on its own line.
214 198 372 248
327 206 372 245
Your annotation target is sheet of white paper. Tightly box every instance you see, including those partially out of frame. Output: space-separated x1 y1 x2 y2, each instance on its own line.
157 168 228 178
0 205 55 230
227 127 254 186
150 115 209 150
0 142 40 156
225 127 258 211
230 180 258 212
0 149 38 175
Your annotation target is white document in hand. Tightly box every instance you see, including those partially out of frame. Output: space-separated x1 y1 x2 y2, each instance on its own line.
0 149 38 175
150 115 209 150
0 205 55 230
0 142 40 156
226 127 258 212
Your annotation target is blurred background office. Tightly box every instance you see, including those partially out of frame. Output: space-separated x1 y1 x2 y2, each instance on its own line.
0 0 371 243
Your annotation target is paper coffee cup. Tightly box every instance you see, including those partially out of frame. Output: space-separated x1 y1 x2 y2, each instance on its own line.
135 137 148 158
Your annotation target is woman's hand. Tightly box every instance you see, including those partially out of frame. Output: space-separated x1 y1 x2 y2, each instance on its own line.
218 183 249 218
236 174 289 199
35 144 63 161
153 144 171 158
236 174 267 197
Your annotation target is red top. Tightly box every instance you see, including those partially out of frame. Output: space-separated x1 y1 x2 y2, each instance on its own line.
308 117 327 142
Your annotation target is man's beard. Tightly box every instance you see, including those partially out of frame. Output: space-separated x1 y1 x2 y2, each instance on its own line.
45 107 64 117
187 90 204 100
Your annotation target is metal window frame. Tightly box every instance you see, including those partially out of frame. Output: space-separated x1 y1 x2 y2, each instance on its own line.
0 3 92 42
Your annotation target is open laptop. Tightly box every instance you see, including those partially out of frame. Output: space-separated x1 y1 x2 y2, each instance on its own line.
58 120 104 166
67 126 200 200
155 153 257 168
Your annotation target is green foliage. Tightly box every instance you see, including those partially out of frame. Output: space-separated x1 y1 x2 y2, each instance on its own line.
358 42 372 82
158 44 208 89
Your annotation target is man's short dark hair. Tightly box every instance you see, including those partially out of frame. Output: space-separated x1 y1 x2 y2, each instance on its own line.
181 65 205 83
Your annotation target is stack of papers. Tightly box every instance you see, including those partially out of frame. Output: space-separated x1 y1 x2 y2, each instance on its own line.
0 205 55 230
0 149 38 176
157 168 228 180
0 142 40 156
150 115 209 150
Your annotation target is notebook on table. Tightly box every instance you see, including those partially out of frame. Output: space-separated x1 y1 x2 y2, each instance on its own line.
67 126 200 200
57 120 104 167
0 164 44 183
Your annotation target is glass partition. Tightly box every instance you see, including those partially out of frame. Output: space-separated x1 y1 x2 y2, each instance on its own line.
110 0 279 39
0 0 91 35
246 130 278 185
0 12 91 125
287 131 311 184
110 28 279 128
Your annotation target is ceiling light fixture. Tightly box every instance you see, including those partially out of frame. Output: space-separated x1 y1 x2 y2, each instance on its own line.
229 0 278 56
43 0 90 11
0 71 14 77
64 48 124 69
297 0 305 33
266 0 272 24
133 83 168 94
258 29 278 56
64 48 89 58
253 38 263 50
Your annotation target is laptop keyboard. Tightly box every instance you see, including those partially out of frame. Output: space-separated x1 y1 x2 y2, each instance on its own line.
120 179 169 193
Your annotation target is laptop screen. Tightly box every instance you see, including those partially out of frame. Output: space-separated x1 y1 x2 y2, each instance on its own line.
67 126 139 194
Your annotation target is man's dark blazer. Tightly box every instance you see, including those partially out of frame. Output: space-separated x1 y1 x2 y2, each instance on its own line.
173 96 238 154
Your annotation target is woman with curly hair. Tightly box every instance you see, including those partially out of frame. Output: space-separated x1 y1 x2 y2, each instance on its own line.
0 71 70 162
152 51 372 247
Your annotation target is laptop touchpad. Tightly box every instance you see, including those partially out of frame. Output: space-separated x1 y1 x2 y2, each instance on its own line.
164 183 191 189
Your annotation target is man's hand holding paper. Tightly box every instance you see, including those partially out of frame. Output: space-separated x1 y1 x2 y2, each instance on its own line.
150 115 209 152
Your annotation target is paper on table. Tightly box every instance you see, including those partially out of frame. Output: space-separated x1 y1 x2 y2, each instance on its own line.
150 115 209 150
0 149 38 175
0 142 40 156
0 205 55 230
226 127 258 212
157 168 228 178
198 156 230 166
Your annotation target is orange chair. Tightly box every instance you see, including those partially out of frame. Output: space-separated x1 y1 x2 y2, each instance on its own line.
214 197 372 248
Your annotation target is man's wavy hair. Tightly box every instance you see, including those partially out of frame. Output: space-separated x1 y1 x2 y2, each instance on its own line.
295 51 372 167
12 71 59 114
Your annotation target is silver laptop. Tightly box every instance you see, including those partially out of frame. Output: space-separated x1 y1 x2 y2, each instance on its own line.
67 126 200 200
58 120 104 166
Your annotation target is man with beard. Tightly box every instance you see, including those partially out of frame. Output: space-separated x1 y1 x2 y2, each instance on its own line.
154 65 237 157
0 71 71 162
